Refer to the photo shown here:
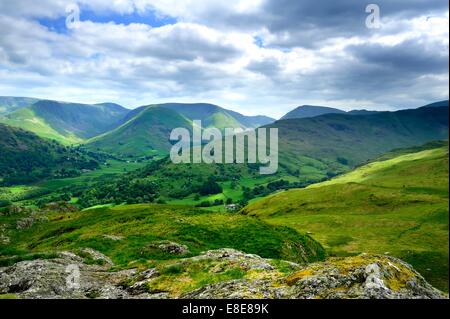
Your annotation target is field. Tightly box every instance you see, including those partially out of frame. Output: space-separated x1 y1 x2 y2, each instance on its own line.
244 145 449 291
0 160 146 204
0 204 325 270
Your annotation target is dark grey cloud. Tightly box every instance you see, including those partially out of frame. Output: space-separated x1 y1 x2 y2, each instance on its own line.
263 0 448 47
186 0 449 48
0 0 448 117
246 57 282 77
348 39 448 75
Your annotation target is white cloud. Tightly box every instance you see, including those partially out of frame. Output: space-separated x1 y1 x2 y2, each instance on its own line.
0 0 448 118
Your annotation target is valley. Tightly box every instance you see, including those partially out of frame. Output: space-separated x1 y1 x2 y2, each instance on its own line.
244 143 449 291
0 97 448 298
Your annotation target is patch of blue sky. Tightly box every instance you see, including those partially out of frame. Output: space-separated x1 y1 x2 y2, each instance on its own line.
37 9 177 34
253 36 264 48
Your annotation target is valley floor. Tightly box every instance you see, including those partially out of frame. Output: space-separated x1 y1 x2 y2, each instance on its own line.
0 144 448 298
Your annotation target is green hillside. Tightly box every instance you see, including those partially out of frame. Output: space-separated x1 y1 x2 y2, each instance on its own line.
155 103 274 129
0 124 100 187
243 144 449 291
0 108 83 145
0 203 325 268
0 100 129 144
85 103 274 157
86 107 193 157
76 105 449 207
270 105 448 174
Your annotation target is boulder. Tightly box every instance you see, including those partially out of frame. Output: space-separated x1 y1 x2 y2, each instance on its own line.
183 253 446 299
0 249 446 299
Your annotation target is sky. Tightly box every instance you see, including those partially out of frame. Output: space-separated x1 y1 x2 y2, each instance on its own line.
0 0 448 118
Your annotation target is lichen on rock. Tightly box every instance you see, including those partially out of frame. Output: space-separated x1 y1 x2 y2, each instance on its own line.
0 249 446 299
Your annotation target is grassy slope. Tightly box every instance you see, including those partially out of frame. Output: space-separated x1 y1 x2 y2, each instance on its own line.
0 108 83 145
271 106 449 173
86 107 192 157
0 123 100 186
154 103 273 129
0 160 146 203
243 145 449 291
0 204 325 269
91 106 448 206
0 100 129 145
30 100 128 139
86 103 273 158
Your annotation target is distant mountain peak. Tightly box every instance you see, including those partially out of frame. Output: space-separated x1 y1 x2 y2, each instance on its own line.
148 102 275 130
420 100 449 109
281 105 346 120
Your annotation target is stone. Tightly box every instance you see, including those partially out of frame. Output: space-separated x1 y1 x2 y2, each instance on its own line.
80 248 114 266
0 249 445 299
16 218 34 230
156 241 190 255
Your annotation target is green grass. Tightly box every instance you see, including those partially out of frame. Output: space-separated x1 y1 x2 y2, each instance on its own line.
0 108 83 145
244 145 449 291
86 107 192 157
145 254 277 297
37 160 146 190
0 160 146 204
0 204 326 270
80 106 448 206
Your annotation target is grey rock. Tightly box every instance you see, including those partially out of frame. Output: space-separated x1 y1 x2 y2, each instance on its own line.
182 253 447 300
102 235 124 241
0 249 446 300
16 218 34 230
0 253 159 299
155 241 190 255
80 248 114 266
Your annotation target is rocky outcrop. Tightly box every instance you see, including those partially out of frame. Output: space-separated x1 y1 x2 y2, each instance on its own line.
0 252 163 299
155 241 190 255
0 249 446 299
184 252 446 299
79 248 114 266
40 202 79 213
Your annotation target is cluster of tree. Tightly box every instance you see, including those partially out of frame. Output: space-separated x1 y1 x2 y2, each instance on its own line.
195 198 224 207
165 176 223 199
77 178 159 208
0 187 51 204
0 125 103 186
242 179 320 201
198 177 222 196
195 197 236 208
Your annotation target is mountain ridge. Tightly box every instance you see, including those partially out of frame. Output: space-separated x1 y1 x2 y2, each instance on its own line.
0 100 130 144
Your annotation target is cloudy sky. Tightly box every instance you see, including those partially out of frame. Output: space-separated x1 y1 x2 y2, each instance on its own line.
0 0 448 118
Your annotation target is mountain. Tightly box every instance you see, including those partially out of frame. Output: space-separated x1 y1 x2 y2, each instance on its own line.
347 109 380 116
0 96 40 115
154 103 274 129
0 123 99 186
0 100 129 144
77 104 449 208
421 100 449 108
271 105 449 174
85 106 192 157
281 105 346 120
281 104 384 120
281 100 450 120
243 143 449 291
86 103 275 157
